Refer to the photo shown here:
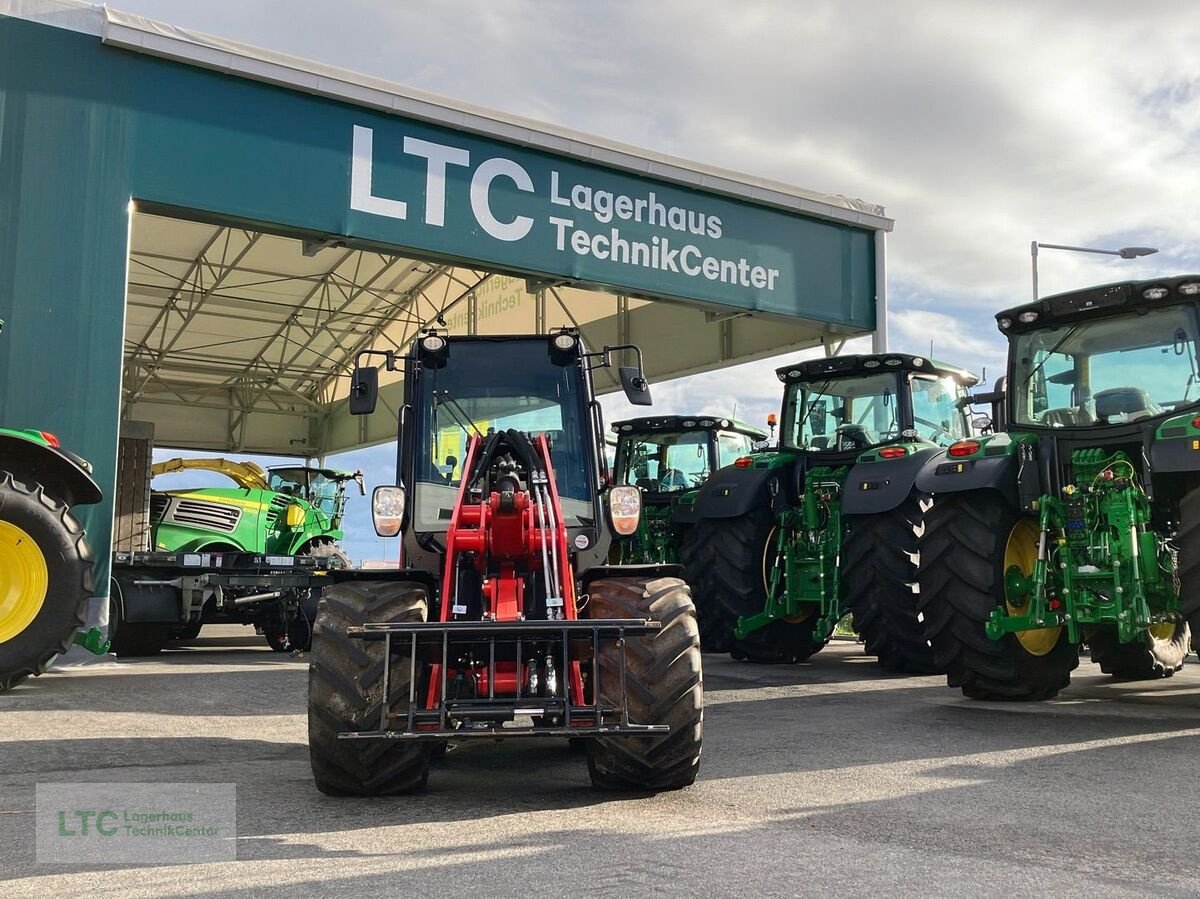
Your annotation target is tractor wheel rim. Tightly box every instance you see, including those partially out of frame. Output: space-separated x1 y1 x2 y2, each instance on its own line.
1147 620 1176 643
0 520 50 644
1003 518 1060 657
760 524 814 624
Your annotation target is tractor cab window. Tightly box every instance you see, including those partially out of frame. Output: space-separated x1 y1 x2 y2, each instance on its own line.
268 467 341 515
1012 304 1200 427
411 340 593 532
909 376 970 446
616 430 710 494
782 373 901 452
717 431 756 468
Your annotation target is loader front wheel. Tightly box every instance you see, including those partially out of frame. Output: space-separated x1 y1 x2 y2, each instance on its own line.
843 495 940 673
586 576 703 792
1086 622 1189 680
307 580 432 796
0 471 93 692
917 494 1078 700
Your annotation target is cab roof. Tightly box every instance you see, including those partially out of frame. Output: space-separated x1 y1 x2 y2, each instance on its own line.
775 353 978 387
996 274 1200 335
611 415 767 440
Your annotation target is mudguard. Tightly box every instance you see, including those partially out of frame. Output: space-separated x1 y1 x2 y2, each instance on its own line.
1151 412 1200 473
914 444 1019 499
842 445 939 515
687 459 796 520
0 433 102 506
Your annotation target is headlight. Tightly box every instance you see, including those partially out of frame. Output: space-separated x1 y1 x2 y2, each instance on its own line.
372 485 406 537
608 485 642 537
998 317 1013 330
1018 310 1039 323
1179 282 1200 296
1143 286 1169 300
553 333 577 351
863 359 881 368
421 335 446 353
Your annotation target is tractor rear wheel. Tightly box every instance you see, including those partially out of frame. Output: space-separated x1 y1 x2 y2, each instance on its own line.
308 580 432 796
1178 484 1200 655
843 494 940 673
0 471 93 692
917 494 1078 700
586 576 703 792
676 524 735 652
699 507 829 663
1085 623 1189 679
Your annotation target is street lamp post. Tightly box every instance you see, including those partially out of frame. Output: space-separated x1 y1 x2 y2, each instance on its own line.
1031 241 1158 299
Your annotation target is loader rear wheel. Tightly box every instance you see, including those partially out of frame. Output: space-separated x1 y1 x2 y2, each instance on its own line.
917 494 1078 700
586 576 703 792
1086 623 1189 679
1178 484 1200 655
843 495 940 674
677 524 735 652
0 471 93 692
699 508 829 663
307 580 431 796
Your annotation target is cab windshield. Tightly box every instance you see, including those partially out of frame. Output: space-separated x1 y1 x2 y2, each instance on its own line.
782 372 902 452
1012 304 1200 427
267 467 341 515
616 430 711 494
411 340 592 532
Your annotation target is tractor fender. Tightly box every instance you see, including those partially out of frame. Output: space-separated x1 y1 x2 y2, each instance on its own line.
913 448 1019 500
581 563 685 587
1150 434 1200 474
0 434 102 507
687 462 794 520
841 446 939 515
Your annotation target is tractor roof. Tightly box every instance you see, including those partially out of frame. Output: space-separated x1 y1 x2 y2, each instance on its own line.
996 274 1200 335
775 353 978 387
611 415 767 439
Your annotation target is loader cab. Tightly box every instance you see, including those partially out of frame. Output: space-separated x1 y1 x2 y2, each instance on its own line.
1000 279 1200 433
778 354 976 458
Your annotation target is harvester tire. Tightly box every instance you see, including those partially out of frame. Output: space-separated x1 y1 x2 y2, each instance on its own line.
0 471 93 692
843 494 939 673
917 494 1078 700
586 576 703 792
300 538 351 570
699 507 829 663
1178 484 1200 655
676 524 735 652
1085 624 1189 679
308 580 432 796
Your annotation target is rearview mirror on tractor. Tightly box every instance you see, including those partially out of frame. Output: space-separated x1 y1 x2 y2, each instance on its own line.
349 366 379 416
619 366 652 406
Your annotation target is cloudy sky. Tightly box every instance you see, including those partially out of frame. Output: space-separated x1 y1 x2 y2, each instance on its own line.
124 0 1200 560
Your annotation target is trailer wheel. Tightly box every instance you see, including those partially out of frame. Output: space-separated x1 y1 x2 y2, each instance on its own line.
698 507 829 663
843 494 939 673
0 471 93 692
586 576 703 792
1085 623 1189 679
1178 484 1200 655
676 524 735 652
107 577 174 657
918 494 1078 700
308 580 432 796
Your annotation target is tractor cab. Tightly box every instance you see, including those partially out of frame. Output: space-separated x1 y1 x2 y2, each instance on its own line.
267 466 364 528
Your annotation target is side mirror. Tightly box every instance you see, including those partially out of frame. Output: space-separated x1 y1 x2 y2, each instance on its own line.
972 414 993 433
619 366 652 406
349 366 379 415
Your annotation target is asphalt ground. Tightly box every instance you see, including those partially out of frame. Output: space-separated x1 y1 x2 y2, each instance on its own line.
2 628 1199 898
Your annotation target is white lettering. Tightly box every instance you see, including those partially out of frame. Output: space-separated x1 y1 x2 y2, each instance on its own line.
571 229 591 255
471 158 535 241
350 126 408 219
403 137 469 227
549 216 574 251
680 245 702 276
550 170 571 206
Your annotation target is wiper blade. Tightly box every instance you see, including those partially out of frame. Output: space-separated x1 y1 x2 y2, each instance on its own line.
1019 323 1080 391
434 390 484 439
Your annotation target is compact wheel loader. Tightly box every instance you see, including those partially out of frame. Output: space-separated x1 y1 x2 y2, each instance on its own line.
306 330 703 794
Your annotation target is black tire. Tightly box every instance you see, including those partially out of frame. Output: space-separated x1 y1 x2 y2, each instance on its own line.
917 494 1078 700
698 507 829 663
676 524 735 652
1086 623 1189 679
308 580 432 796
586 576 703 792
843 495 940 674
107 577 174 657
0 471 93 692
265 611 312 653
1178 484 1200 655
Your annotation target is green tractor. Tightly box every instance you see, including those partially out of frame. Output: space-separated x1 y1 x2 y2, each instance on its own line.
678 352 979 667
610 415 765 650
914 275 1200 700
0 320 105 690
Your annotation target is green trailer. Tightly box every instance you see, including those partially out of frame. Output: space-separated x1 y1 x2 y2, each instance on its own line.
677 353 979 668
910 275 1200 699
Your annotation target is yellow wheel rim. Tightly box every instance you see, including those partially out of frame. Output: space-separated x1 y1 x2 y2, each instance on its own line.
1147 620 1176 643
1003 518 1060 657
761 524 815 624
0 519 49 644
